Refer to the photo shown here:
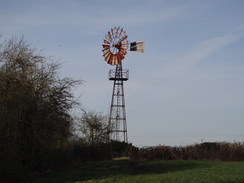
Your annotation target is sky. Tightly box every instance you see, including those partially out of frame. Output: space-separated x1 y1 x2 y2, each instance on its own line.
1 0 244 147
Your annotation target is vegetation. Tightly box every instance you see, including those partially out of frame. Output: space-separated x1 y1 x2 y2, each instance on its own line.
24 160 244 183
76 109 110 146
0 36 82 182
138 142 244 161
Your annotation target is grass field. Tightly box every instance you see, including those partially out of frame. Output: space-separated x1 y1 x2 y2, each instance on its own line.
25 160 244 183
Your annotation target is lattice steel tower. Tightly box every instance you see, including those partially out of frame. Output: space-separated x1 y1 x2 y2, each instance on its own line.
102 26 144 142
108 63 129 142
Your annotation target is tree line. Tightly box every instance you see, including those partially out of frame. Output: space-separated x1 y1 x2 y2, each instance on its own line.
137 142 244 161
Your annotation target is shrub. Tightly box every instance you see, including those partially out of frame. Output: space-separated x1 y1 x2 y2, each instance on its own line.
138 142 244 161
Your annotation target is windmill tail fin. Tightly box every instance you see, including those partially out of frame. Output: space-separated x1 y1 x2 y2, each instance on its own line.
130 40 145 53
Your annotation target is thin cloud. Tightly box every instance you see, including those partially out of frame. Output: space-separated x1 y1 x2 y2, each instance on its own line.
158 33 241 78
95 7 185 25
0 3 185 31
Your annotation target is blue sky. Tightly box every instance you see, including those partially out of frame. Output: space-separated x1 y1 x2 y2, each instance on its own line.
1 0 244 146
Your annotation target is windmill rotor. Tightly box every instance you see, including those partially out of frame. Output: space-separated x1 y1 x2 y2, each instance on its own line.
102 26 144 65
102 26 129 65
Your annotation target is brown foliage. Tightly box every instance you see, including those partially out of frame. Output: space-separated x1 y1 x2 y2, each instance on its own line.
137 142 244 161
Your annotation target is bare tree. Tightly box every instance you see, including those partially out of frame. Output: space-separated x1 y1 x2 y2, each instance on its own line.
77 109 109 146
